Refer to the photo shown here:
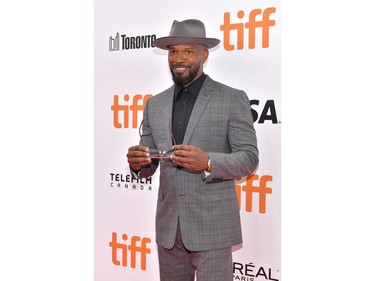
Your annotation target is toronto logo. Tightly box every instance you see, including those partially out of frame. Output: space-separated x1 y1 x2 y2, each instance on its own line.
109 32 157 51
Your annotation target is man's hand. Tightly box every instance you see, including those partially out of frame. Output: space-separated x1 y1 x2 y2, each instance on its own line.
127 145 152 171
170 145 209 172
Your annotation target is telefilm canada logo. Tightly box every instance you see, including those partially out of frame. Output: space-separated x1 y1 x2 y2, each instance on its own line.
110 172 153 191
109 32 157 51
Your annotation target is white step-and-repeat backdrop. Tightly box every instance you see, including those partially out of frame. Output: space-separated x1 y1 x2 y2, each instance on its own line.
95 0 280 280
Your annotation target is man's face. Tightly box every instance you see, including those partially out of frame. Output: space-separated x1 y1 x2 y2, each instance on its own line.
168 44 208 87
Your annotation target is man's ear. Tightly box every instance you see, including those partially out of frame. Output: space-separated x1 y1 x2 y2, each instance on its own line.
202 48 209 64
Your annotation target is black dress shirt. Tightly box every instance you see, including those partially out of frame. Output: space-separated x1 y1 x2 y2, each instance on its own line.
172 74 207 144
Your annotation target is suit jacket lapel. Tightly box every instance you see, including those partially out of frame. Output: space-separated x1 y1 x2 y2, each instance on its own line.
161 86 175 148
183 76 214 144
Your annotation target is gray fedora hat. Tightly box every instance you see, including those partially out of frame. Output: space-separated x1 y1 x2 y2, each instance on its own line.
154 19 220 50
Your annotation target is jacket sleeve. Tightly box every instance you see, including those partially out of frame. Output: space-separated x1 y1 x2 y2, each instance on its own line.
204 90 259 182
132 98 160 179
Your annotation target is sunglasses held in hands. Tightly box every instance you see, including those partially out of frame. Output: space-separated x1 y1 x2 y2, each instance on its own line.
139 119 177 159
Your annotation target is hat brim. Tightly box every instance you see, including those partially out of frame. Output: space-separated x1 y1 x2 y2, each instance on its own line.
153 36 220 50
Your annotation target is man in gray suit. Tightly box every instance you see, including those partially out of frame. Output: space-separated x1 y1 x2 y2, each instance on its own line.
127 19 258 281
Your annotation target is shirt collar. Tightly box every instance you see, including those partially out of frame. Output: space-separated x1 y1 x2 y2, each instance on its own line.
174 73 207 99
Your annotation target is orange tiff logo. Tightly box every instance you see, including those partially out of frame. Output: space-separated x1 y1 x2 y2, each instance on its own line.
111 94 153 129
109 232 151 271
220 8 276 51
235 174 273 214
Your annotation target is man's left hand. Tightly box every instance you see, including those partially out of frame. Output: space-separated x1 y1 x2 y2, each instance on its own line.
170 145 209 172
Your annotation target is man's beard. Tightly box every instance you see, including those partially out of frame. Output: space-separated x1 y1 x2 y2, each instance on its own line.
170 65 200 87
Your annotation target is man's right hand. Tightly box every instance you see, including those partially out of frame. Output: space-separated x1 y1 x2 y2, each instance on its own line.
126 145 152 171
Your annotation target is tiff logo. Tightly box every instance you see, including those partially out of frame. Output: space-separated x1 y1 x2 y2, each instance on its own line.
236 174 273 214
111 94 153 129
109 232 151 271
220 8 276 51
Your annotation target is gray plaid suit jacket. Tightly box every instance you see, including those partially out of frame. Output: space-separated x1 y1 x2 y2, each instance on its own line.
138 76 259 251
